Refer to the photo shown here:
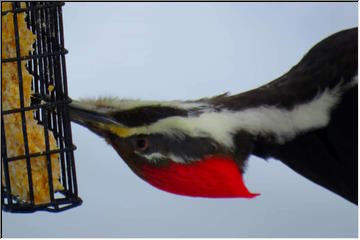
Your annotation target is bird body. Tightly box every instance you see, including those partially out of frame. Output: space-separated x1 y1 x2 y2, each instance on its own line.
69 28 357 204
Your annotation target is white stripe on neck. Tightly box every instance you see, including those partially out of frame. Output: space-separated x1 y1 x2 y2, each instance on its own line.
133 77 356 148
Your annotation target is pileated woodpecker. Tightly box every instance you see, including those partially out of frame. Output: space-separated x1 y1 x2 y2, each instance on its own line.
69 28 357 204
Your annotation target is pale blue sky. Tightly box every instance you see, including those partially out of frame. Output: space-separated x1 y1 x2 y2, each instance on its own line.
3 2 358 237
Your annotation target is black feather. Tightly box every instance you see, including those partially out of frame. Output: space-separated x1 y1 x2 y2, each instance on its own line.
234 28 358 204
111 106 188 127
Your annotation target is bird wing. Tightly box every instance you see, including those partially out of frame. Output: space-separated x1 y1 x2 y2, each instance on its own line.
209 28 358 203
259 86 357 204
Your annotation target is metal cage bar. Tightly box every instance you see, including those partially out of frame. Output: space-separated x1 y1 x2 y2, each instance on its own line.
1 1 82 213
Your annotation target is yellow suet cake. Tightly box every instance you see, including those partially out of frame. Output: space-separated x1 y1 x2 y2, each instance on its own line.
2 2 63 204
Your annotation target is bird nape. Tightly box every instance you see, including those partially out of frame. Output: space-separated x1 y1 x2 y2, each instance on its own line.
69 27 357 204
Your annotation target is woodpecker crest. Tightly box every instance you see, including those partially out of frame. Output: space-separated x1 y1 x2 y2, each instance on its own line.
69 28 357 203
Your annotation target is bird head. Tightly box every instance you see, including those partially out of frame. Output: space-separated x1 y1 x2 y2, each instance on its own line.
69 96 259 198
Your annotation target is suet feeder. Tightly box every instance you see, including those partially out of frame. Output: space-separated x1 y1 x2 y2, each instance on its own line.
1 2 82 213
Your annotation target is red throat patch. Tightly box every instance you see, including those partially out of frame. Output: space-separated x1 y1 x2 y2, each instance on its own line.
141 155 259 198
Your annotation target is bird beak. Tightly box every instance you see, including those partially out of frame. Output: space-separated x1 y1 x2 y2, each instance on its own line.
68 100 118 134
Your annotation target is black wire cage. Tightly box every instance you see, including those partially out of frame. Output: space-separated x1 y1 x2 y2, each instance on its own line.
1 2 82 212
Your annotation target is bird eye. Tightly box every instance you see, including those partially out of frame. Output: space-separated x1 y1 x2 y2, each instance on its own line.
211 143 218 153
135 138 149 151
